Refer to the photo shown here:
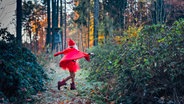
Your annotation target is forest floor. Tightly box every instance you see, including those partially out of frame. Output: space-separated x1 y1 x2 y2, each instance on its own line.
34 60 95 104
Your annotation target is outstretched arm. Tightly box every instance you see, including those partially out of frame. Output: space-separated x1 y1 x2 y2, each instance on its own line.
54 48 74 57
84 52 94 61
54 51 63 57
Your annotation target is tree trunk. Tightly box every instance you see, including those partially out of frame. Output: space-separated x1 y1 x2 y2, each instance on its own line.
16 0 22 47
152 0 165 24
56 0 59 26
46 0 50 47
60 0 63 51
103 0 107 43
52 0 57 50
93 0 99 46
64 0 67 48
35 20 39 53
87 9 90 48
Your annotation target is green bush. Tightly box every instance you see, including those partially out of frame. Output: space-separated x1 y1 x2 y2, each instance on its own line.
81 19 184 103
0 28 48 103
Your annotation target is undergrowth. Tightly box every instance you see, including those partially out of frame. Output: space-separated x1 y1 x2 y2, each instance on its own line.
0 28 48 103
81 19 184 103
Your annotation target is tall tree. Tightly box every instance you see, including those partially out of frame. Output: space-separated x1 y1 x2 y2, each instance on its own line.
151 0 166 24
22 1 34 49
22 1 47 52
64 0 67 48
52 0 57 50
94 0 99 46
56 0 59 26
103 0 127 35
60 0 63 50
73 0 94 48
16 0 22 47
46 0 51 47
87 0 91 48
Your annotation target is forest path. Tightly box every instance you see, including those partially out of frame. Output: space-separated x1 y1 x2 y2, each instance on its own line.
34 60 94 104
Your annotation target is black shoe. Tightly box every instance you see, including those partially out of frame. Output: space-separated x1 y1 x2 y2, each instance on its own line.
58 80 66 90
70 83 76 90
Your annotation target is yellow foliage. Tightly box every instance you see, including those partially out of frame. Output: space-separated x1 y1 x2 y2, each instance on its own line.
89 12 94 47
124 26 143 38
98 34 104 44
114 36 123 44
98 34 104 40
113 26 143 44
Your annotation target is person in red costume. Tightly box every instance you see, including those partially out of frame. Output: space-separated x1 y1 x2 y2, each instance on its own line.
54 39 93 90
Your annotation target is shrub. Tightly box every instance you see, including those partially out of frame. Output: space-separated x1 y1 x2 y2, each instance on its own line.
0 28 48 103
81 19 184 103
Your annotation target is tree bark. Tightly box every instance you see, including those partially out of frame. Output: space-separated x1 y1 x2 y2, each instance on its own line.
16 0 22 47
93 0 99 46
60 0 63 51
46 0 51 47
64 0 67 48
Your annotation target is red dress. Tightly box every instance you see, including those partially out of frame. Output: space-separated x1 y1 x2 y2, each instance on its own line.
54 47 90 72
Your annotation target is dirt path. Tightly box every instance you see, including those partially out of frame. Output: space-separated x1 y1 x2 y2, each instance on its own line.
34 61 94 104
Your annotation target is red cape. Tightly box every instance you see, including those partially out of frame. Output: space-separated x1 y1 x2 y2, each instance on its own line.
54 48 90 72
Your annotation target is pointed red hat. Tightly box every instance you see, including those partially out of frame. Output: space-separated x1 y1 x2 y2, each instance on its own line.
68 39 75 46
